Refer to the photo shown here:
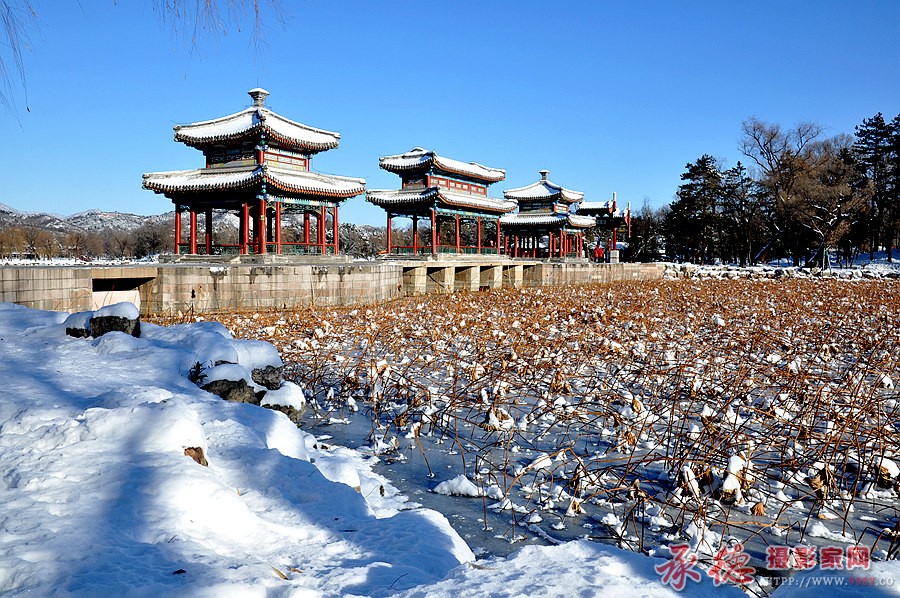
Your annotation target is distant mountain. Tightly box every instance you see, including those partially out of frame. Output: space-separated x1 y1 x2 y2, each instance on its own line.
64 210 170 233
0 208 172 234
0 207 382 238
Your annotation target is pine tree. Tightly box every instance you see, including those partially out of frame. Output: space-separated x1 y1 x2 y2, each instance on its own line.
853 113 892 259
664 155 723 263
720 162 765 266
886 114 900 260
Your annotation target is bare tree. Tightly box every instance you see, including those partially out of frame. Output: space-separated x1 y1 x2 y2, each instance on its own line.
740 117 824 264
0 225 25 257
64 230 88 257
1 0 283 113
792 135 870 268
0 0 36 113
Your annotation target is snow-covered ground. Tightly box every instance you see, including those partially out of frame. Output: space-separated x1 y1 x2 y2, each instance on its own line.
0 301 755 596
664 251 900 280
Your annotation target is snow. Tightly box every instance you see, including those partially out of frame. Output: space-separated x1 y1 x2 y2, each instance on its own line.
433 475 485 497
94 300 140 320
0 302 471 596
396 540 744 598
2 300 897 596
260 381 307 411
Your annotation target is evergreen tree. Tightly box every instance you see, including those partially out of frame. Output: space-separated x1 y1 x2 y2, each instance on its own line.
886 114 900 259
853 112 892 259
664 155 723 263
720 162 765 266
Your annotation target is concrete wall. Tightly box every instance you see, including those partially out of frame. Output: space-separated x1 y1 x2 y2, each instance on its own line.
0 260 665 314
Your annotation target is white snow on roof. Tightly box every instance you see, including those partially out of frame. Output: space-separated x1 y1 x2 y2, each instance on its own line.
366 187 515 214
379 147 506 182
143 166 262 193
567 213 598 227
500 213 566 226
578 200 615 212
504 179 584 203
265 165 365 197
174 107 341 151
142 165 365 198
500 212 595 228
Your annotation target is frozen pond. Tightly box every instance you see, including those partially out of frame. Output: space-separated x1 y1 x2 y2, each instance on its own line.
219 279 900 592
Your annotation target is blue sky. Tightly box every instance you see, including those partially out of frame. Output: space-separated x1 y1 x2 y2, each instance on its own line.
1 1 897 224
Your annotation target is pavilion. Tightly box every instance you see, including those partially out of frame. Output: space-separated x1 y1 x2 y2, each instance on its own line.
366 148 516 257
143 88 365 257
577 192 632 257
500 170 595 259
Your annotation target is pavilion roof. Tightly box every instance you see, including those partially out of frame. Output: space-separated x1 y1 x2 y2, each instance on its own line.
576 200 616 215
504 171 584 204
499 212 596 229
142 164 365 199
173 90 341 154
378 147 506 183
366 187 516 215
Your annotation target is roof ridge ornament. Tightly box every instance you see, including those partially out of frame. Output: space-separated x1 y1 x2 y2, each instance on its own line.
248 88 270 107
540 169 549 180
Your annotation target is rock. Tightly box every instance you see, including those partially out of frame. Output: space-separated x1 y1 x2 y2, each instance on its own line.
90 302 141 338
201 378 261 404
263 403 305 425
184 446 208 466
90 315 141 338
252 365 283 390
64 311 93 338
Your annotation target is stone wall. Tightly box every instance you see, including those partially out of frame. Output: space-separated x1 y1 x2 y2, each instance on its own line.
0 260 665 314
0 267 92 312
145 263 403 313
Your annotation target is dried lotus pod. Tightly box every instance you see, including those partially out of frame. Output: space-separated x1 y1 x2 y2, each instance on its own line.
701 416 719 436
631 397 643 414
805 466 834 501
876 465 896 489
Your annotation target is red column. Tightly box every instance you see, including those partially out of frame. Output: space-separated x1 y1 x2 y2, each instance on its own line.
332 206 339 255
412 216 418 254
241 202 249 254
189 210 198 254
476 216 482 254
275 201 282 254
320 206 327 255
205 208 213 254
257 199 266 254
174 209 182 255
430 209 437 254
496 220 501 254
303 212 311 245
455 215 460 253
386 214 393 253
